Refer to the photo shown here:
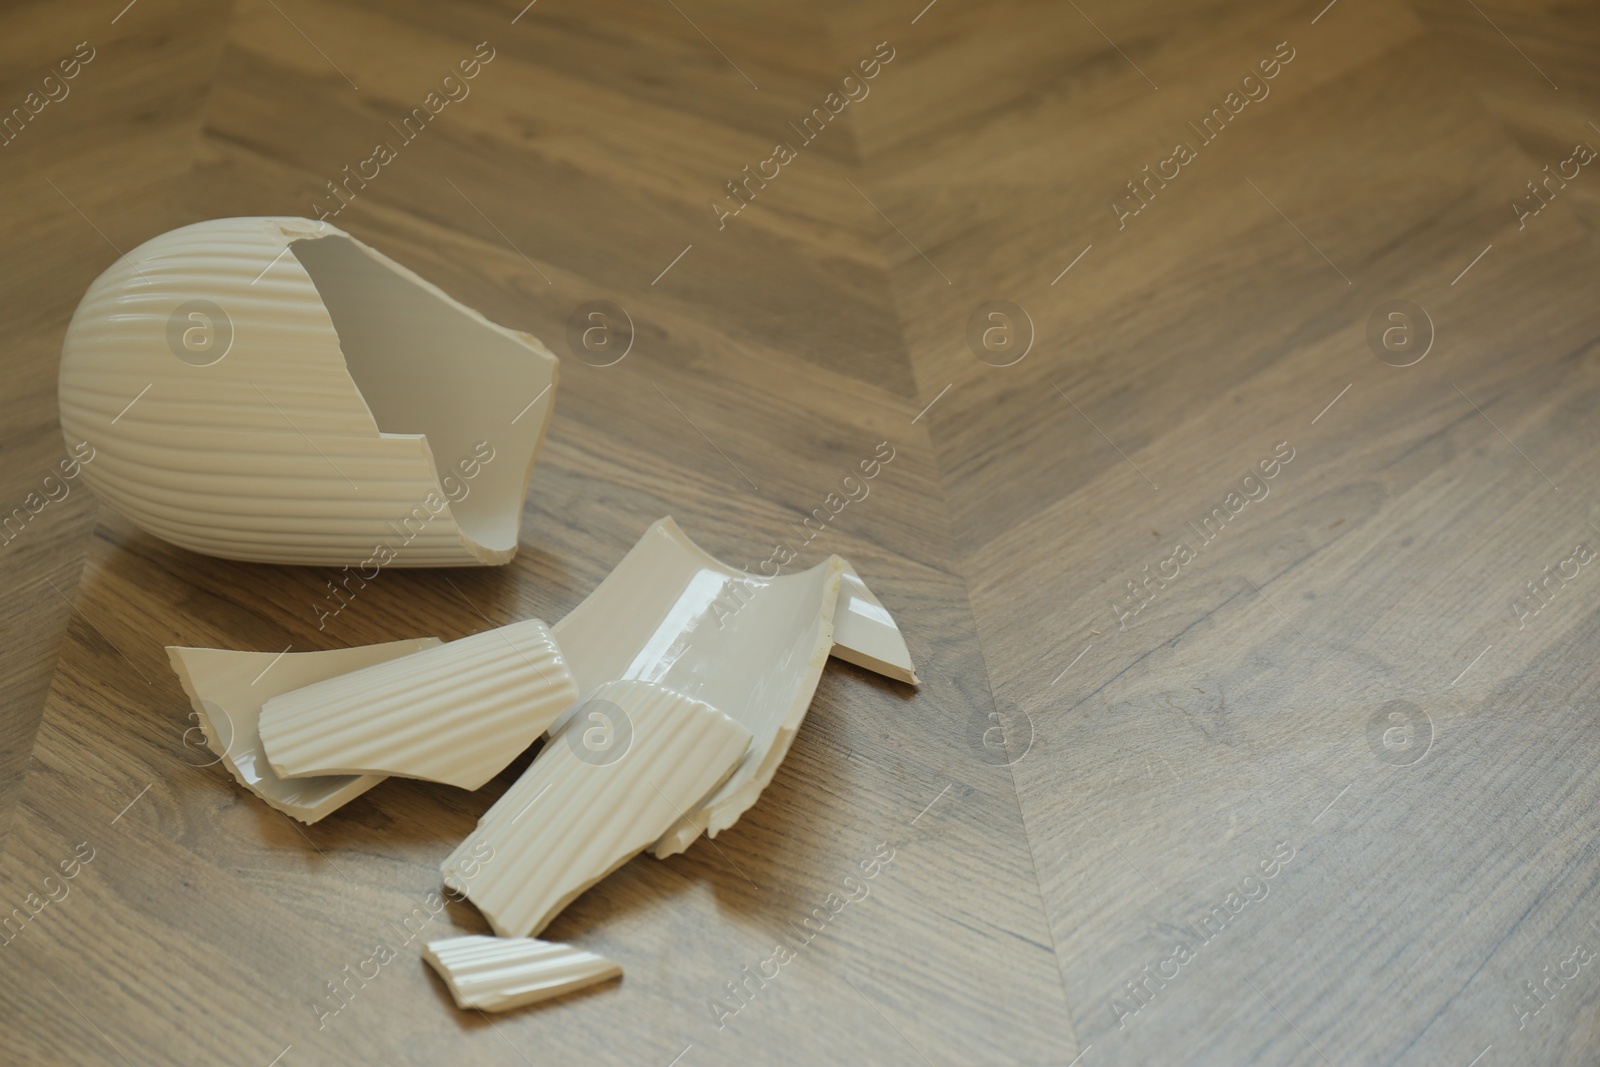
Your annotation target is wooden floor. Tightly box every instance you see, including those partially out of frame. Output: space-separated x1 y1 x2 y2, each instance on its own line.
3 0 1599 1063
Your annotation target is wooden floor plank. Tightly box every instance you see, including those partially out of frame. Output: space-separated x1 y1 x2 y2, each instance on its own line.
2 0 1598 1062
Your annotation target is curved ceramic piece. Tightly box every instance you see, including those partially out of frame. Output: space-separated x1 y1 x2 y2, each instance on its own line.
834 563 920 685
166 638 441 823
548 517 918 858
441 679 751 938
259 619 579 790
422 935 621 1012
59 216 558 566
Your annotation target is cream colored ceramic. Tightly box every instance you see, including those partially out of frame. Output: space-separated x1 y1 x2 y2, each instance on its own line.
166 638 441 823
258 619 578 790
832 567 920 685
441 679 751 938
180 516 917 843
162 516 920 996
548 517 918 858
59 217 557 566
422 936 621 1012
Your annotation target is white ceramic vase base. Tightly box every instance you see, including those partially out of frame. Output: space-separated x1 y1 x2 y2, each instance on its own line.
59 217 558 566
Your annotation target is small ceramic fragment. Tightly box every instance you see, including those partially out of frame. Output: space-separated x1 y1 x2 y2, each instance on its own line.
833 564 920 684
422 935 621 1012
441 679 752 938
58 217 557 566
259 620 579 790
547 517 918 859
166 638 440 823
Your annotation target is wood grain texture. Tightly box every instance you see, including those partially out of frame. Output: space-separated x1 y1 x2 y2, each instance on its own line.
1 0 1597 1064
0 0 234 857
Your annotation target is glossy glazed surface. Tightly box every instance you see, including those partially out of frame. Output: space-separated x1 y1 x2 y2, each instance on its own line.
549 517 916 855
165 638 440 823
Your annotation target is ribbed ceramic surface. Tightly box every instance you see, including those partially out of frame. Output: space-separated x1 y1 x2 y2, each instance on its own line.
57 217 489 565
166 637 441 823
442 679 752 938
259 619 579 791
422 936 621 1012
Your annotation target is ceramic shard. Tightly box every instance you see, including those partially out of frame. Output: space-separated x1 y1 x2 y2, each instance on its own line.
422 935 621 1012
258 619 579 790
165 638 441 823
832 564 920 684
546 517 918 860
58 216 557 566
441 679 752 938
